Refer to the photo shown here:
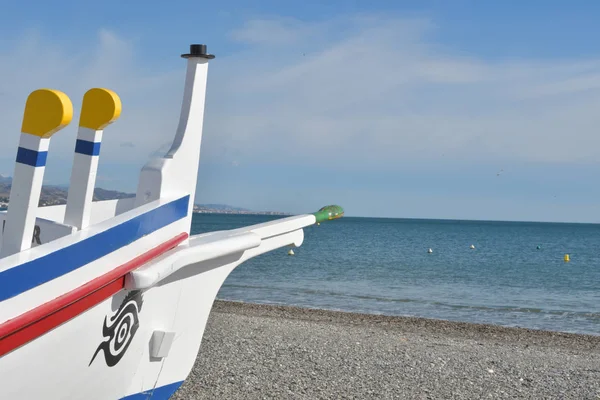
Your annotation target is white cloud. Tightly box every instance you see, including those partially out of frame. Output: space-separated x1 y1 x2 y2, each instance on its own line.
200 15 600 171
0 29 182 185
3 15 600 190
228 17 318 46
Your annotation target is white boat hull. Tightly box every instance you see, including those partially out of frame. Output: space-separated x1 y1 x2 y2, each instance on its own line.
0 44 343 399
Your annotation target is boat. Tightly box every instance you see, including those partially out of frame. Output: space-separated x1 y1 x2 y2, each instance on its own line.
0 43 343 399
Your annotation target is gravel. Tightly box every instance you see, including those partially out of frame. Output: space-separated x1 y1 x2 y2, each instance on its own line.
171 301 600 399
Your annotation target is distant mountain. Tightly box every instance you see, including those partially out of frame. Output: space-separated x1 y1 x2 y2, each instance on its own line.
0 177 288 215
0 178 134 206
93 187 136 201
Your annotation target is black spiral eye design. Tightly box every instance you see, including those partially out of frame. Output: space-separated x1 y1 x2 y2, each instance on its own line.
89 290 143 367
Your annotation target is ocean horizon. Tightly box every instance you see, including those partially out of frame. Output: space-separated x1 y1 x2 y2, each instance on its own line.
333 214 600 226
1 207 596 335
192 213 600 336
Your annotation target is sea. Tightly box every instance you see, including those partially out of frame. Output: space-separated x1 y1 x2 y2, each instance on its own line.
193 213 600 335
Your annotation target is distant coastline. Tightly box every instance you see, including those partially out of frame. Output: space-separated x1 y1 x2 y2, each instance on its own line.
192 204 291 216
0 175 290 216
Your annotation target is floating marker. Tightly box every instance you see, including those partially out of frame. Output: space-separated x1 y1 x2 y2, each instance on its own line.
1 89 73 256
288 249 295 256
564 254 570 262
427 248 433 253
536 245 541 250
470 244 475 249
64 88 121 230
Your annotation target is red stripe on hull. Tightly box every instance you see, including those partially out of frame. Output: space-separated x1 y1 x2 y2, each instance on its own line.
0 232 188 357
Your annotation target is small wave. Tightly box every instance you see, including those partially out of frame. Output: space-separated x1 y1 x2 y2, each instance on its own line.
223 283 419 303
222 283 599 319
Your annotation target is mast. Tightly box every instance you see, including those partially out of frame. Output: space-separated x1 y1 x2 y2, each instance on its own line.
134 44 215 226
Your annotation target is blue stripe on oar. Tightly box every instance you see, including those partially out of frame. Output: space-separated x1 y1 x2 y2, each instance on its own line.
75 139 101 156
0 195 189 302
16 147 48 167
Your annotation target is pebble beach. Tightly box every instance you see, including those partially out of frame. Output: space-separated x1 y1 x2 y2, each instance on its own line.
172 300 600 399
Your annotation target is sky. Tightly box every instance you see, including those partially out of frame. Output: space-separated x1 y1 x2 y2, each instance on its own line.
2 1 600 222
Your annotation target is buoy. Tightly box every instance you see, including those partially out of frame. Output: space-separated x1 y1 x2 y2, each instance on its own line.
564 254 569 262
470 244 475 249
427 248 433 253
536 245 541 250
317 222 320 226
288 249 295 256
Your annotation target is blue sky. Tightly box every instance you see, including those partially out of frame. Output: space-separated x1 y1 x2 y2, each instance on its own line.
2 1 600 222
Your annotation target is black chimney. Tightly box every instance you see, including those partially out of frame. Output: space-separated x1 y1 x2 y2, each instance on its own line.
181 44 215 59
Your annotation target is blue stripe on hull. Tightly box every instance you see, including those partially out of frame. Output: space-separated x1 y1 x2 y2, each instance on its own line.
0 195 189 302
119 381 184 400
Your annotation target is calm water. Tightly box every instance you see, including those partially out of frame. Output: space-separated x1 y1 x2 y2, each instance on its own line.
191 214 600 336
